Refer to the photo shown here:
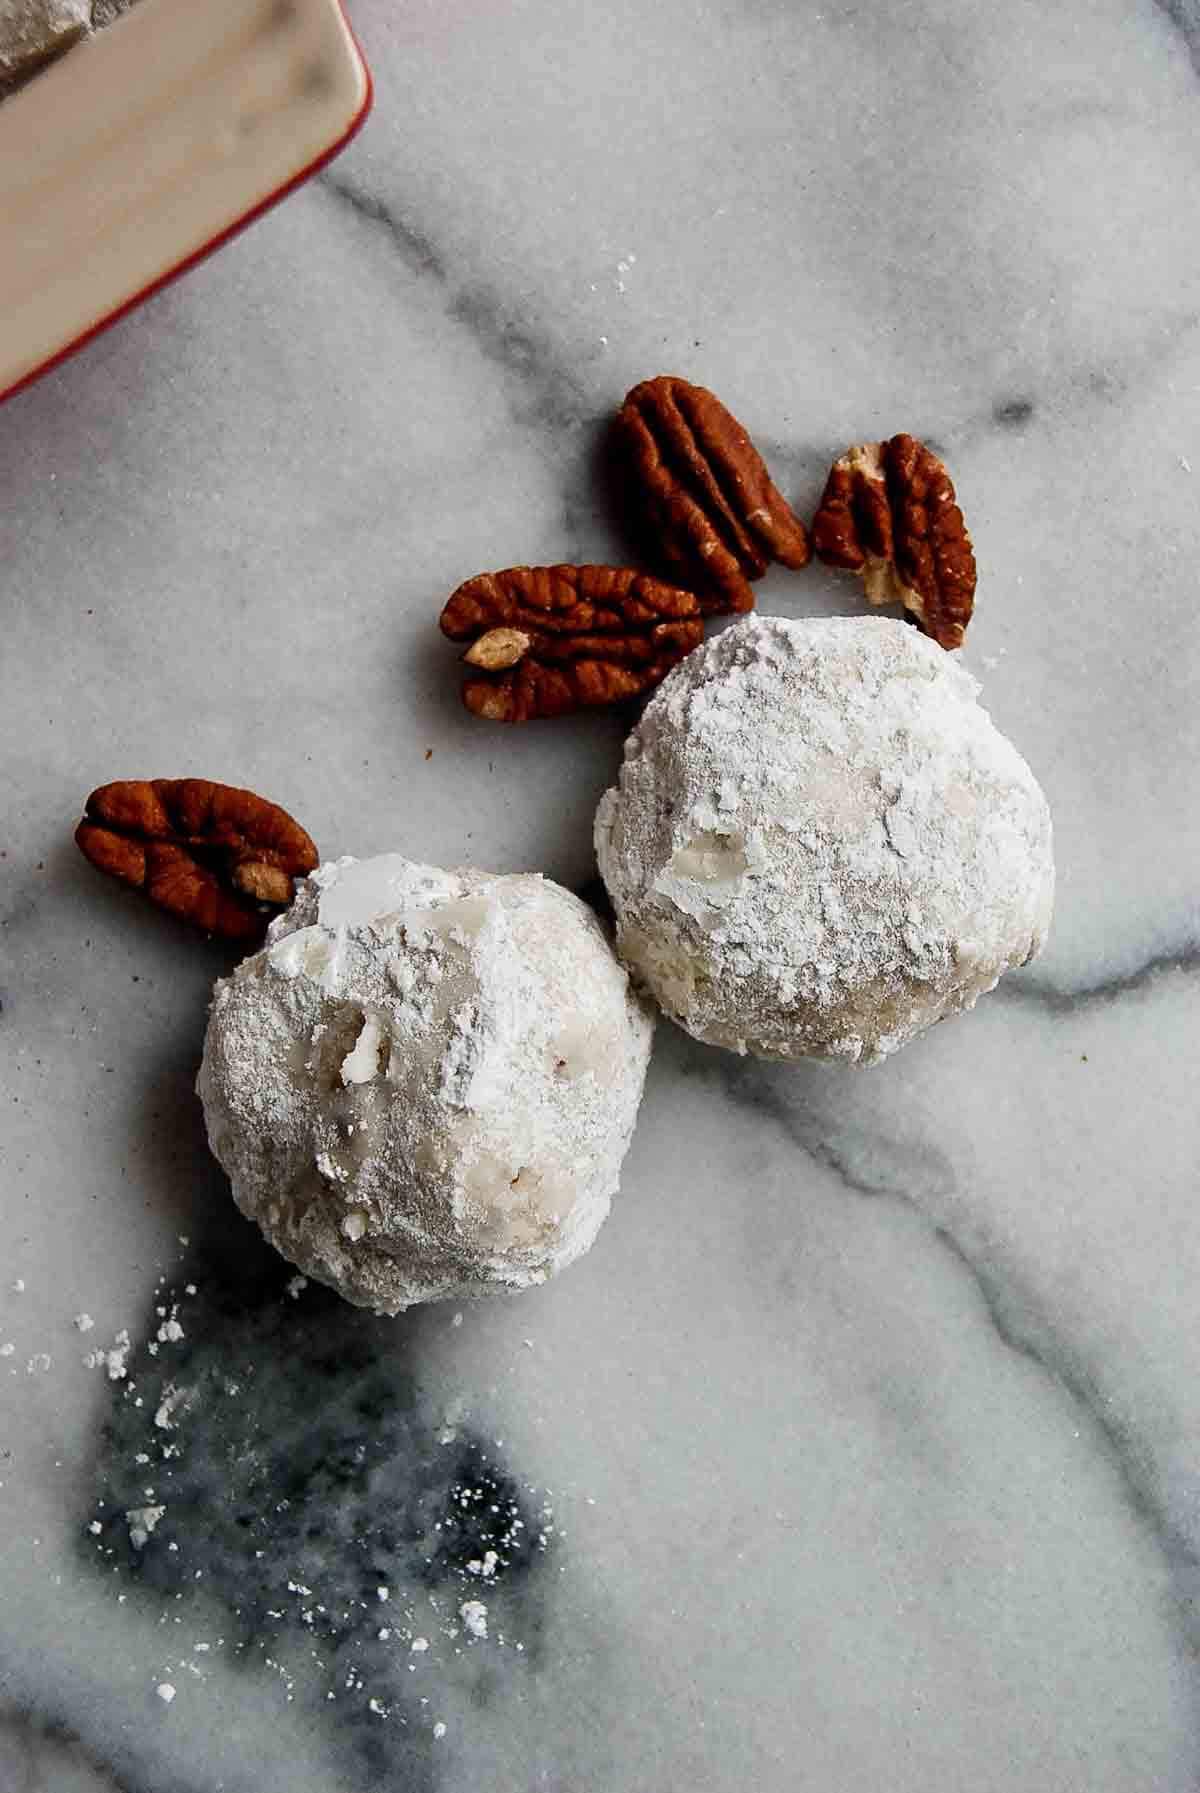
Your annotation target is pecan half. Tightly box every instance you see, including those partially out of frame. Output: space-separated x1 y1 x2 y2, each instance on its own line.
75 779 319 940
811 434 976 650
614 375 810 615
439 564 704 722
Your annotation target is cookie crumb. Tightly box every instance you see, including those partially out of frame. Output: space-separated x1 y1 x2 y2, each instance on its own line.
459 1599 488 1639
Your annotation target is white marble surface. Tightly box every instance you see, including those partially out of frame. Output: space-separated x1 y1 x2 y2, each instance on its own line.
2 1 1199 1788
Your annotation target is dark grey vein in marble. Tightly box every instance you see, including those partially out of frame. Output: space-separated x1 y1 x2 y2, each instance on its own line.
78 1221 553 1792
686 1039 1200 1660
0 1711 137 1793
943 306 1200 457
1004 943 1200 1015
1153 0 1200 73
318 171 447 283
316 168 612 554
927 1225 1172 1537
316 169 592 432
706 1051 956 1204
990 397 1036 431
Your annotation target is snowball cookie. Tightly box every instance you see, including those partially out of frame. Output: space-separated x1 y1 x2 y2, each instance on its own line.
595 616 1053 1065
198 855 654 1313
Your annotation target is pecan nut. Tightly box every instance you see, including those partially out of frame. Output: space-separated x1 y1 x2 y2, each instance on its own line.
811 434 976 650
75 779 319 940
439 564 705 722
614 375 810 615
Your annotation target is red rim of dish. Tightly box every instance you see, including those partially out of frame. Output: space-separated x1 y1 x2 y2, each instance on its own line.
0 0 374 407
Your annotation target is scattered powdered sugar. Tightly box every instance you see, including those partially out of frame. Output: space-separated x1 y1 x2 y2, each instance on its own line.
63 1256 563 1750
197 856 653 1313
596 615 1054 1064
154 1384 186 1430
1 1181 566 1752
85 1328 133 1381
126 1504 166 1549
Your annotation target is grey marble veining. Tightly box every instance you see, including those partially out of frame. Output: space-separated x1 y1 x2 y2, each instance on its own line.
2 0 1199 1788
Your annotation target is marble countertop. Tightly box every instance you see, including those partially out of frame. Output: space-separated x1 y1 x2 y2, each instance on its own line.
3 1 1199 1788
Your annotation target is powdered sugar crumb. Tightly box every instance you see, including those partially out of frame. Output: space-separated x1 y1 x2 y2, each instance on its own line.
127 1505 166 1549
85 1328 132 1380
155 1385 186 1431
